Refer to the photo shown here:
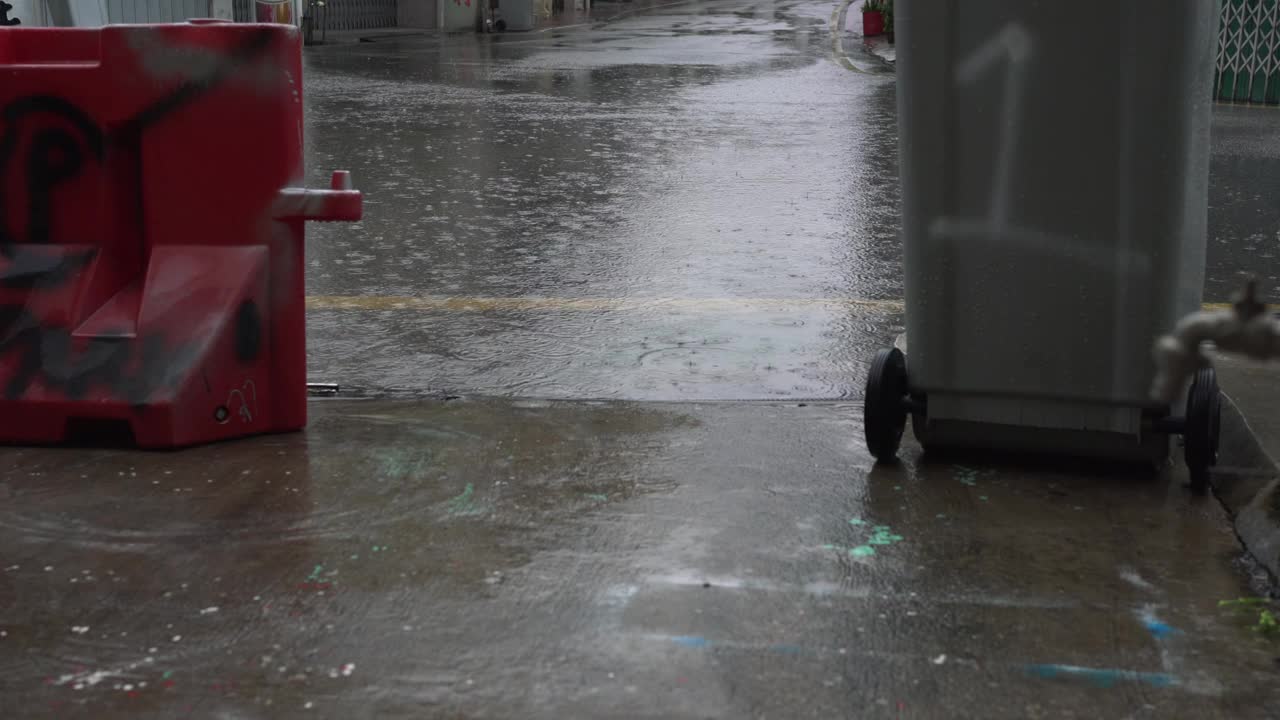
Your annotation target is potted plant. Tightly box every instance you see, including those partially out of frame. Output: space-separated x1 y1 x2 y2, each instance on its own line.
885 0 894 44
862 0 885 38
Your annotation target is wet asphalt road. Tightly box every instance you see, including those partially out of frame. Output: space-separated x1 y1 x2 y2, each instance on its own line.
301 0 900 400
3 400 1280 718
299 0 1280 401
1208 104 1280 301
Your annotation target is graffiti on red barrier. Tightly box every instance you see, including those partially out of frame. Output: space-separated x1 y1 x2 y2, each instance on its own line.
0 30 277 404
0 2 19 26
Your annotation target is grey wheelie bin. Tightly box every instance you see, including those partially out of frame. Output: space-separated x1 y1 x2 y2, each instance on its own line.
863 0 1223 491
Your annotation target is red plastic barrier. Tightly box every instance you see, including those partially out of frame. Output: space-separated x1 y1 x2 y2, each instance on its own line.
0 21 361 448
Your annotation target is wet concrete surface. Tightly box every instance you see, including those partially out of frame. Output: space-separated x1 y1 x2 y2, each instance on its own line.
2 399 1279 718
6 2 1280 717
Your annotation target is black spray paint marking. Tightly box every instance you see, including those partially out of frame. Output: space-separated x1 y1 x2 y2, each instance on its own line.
26 129 86 244
0 247 97 289
0 28 277 404
0 306 202 404
235 300 262 364
0 28 276 248
0 96 104 250
115 28 277 137
107 28 278 252
0 2 19 26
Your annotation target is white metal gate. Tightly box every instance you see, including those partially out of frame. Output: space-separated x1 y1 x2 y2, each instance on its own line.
105 0 210 23
231 0 398 29
318 0 397 30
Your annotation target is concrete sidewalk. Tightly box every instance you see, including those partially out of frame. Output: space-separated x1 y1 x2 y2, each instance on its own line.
841 0 895 65
864 34 895 65
2 398 1278 717
1211 352 1280 583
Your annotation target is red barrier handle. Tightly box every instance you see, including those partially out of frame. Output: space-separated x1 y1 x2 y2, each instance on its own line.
272 170 362 222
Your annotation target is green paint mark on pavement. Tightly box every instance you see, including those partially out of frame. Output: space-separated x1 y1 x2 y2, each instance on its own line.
861 525 905 549
828 522 905 560
586 493 609 502
162 670 174 680
444 483 484 516
377 449 432 480
954 464 979 486
306 565 324 582
447 483 473 506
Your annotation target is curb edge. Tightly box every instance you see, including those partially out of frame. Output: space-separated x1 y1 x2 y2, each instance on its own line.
1213 392 1280 583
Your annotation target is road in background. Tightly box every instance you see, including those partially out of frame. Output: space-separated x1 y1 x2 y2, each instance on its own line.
1209 104 1280 301
299 1 1280 402
301 0 899 399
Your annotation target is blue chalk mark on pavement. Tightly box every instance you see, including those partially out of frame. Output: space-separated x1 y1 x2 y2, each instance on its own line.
767 643 804 655
1138 606 1182 640
1143 618 1179 639
1024 664 1178 688
671 635 709 648
666 636 807 655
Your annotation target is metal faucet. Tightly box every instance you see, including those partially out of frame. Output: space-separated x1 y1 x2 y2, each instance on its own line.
1152 280 1280 403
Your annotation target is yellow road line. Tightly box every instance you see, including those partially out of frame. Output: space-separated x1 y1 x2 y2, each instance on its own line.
305 296 904 311
306 296 1239 313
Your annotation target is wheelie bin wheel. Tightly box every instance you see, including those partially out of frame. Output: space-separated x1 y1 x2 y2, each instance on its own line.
1184 366 1221 495
864 348 908 462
